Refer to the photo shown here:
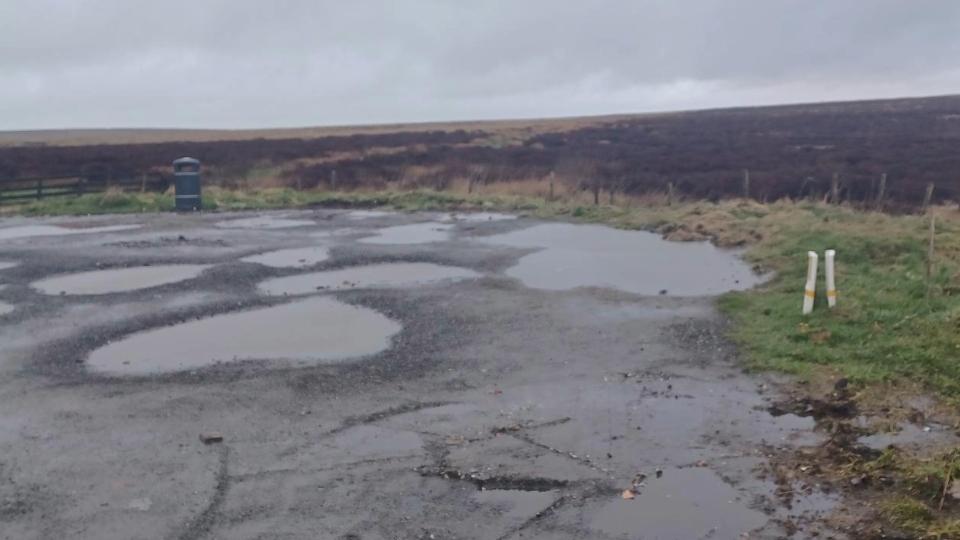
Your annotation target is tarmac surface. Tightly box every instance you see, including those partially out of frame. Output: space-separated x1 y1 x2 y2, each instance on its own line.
0 209 836 540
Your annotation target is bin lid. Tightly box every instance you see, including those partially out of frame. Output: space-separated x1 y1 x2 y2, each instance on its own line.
173 157 200 166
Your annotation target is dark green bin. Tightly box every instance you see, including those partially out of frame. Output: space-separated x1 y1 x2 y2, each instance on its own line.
172 157 201 211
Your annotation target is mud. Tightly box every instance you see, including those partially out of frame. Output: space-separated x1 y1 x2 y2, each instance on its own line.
86 297 401 375
480 223 763 295
358 222 453 244
0 224 140 241
31 264 213 295
437 212 518 222
257 262 480 295
240 247 330 268
0 209 839 539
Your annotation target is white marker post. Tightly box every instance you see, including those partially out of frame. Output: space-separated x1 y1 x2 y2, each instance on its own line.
825 249 837 309
803 251 818 315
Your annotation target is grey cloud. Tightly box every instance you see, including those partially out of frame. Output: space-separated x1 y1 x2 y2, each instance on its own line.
1 0 959 129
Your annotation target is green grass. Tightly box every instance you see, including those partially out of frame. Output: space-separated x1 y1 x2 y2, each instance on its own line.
716 206 960 398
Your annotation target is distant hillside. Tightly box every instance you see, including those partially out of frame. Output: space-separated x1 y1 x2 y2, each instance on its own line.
2 95 960 209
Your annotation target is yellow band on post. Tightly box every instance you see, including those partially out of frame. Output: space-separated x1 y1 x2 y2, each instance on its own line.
827 290 837 298
804 290 815 298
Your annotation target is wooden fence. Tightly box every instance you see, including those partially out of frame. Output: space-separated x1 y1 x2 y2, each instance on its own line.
0 173 170 205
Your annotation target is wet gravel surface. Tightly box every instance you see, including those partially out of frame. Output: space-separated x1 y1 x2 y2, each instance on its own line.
0 209 838 540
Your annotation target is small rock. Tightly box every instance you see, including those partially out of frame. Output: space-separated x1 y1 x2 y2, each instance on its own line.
655 469 663 478
696 460 709 468
924 426 933 433
177 235 187 242
621 489 636 500
658 289 668 295
834 378 849 390
199 431 224 444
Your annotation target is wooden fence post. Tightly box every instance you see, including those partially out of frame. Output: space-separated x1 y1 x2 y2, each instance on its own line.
593 179 600 206
743 169 750 199
667 181 675 206
548 172 555 201
36 179 43 200
468 177 475 194
830 173 839 205
609 187 615 205
331 170 337 191
922 182 935 213
875 173 886 210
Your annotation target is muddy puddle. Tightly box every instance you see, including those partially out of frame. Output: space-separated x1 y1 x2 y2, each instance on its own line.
358 222 453 245
346 210 395 220
32 265 212 295
473 489 558 522
590 467 767 539
0 224 140 241
258 263 480 296
0 302 13 316
479 223 762 295
0 262 17 271
437 212 517 222
241 247 330 268
858 422 960 450
86 297 401 375
215 216 315 229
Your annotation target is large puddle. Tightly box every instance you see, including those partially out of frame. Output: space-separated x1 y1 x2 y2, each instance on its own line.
32 265 212 295
473 490 558 522
479 223 761 295
0 224 140 241
0 262 16 271
258 263 480 296
241 247 330 268
346 210 396 220
86 297 401 375
358 223 453 245
215 216 316 229
590 467 767 539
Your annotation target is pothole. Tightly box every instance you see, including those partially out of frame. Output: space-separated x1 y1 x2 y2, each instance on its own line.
0 262 17 271
358 223 453 245
473 489 559 521
86 297 401 375
479 223 763 295
31 265 212 295
0 224 141 241
0 302 13 316
241 247 330 268
311 228 364 239
257 263 480 296
590 467 767 539
215 216 315 229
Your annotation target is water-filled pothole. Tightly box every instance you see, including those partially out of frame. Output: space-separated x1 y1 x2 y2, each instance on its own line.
241 247 330 268
86 297 401 375
0 302 13 316
258 263 480 296
479 223 762 295
32 265 212 295
0 262 17 271
0 224 141 241
215 216 315 229
590 467 767 539
358 223 453 245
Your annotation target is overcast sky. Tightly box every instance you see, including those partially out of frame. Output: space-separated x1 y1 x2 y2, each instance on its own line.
2 0 959 130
